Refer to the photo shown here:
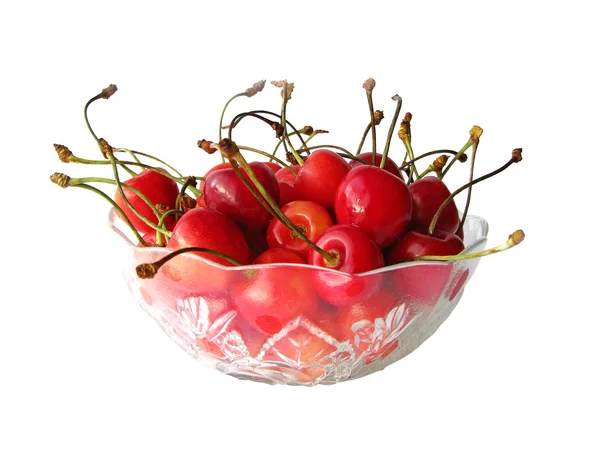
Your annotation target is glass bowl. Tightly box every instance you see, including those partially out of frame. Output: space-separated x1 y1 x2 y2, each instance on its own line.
110 209 488 386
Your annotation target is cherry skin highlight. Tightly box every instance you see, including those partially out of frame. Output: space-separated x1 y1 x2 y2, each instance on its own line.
204 161 280 230
335 165 412 247
266 200 334 260
409 176 460 234
294 150 351 210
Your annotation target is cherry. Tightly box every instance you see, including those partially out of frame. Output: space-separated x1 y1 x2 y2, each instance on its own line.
266 200 334 260
387 229 464 306
197 314 268 359
114 168 180 234
308 224 385 307
335 165 412 247
204 161 280 230
294 150 351 210
263 161 282 174
409 176 459 234
198 162 231 194
253 248 306 264
161 208 250 295
232 267 319 335
275 165 301 184
337 289 398 342
349 152 403 179
277 180 302 206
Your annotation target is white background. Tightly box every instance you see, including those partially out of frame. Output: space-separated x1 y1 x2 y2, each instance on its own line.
1 1 599 449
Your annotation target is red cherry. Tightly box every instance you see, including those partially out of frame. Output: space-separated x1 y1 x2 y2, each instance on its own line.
253 248 306 264
334 165 412 247
204 161 280 230
308 225 385 307
232 267 319 335
337 289 398 342
162 208 251 295
266 200 333 260
277 180 302 206
263 161 282 174
114 169 180 234
198 162 231 194
275 165 301 184
349 152 403 179
387 229 465 306
409 176 459 234
197 314 268 359
294 150 351 210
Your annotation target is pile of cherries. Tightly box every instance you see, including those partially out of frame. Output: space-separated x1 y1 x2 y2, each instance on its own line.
51 80 524 343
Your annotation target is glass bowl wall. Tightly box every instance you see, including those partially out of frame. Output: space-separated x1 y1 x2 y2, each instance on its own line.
110 209 488 386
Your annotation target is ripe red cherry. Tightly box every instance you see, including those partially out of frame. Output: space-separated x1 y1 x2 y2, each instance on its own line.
267 200 333 260
232 267 319 335
387 229 465 306
409 176 459 233
308 225 385 307
162 208 251 295
253 248 306 264
115 168 180 234
263 161 282 174
275 165 301 184
204 161 280 230
337 289 399 342
198 162 231 194
334 165 412 247
277 180 302 206
349 152 403 179
294 150 351 210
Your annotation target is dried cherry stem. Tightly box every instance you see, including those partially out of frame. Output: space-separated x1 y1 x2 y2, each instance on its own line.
428 149 523 235
401 230 525 263
398 112 419 181
381 95 403 169
218 80 266 141
456 138 480 235
398 149 466 171
271 127 326 159
54 144 200 196
136 246 243 279
355 110 384 156
363 78 378 164
272 81 304 165
82 85 136 178
229 110 308 149
51 173 172 238
218 139 336 265
441 126 483 179
238 145 297 175
417 155 449 180
174 176 197 218
50 174 148 247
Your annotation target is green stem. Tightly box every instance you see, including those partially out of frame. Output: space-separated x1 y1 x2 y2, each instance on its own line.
115 148 183 178
366 91 377 164
136 246 243 279
381 96 402 169
429 153 521 235
355 124 372 156
397 149 463 171
400 230 524 263
441 139 474 179
456 142 479 235
73 183 147 246
238 145 297 175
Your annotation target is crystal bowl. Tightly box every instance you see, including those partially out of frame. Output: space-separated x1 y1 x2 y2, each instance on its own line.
110 209 488 386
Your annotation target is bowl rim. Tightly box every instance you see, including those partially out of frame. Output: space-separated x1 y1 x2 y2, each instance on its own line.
108 208 489 277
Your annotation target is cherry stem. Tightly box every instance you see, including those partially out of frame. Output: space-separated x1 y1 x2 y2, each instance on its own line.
106 149 174 237
399 114 419 181
156 209 184 247
220 141 335 264
441 126 482 179
73 183 147 246
116 148 183 178
298 144 365 163
398 149 466 171
238 145 297 175
278 82 305 166
175 176 197 217
428 149 523 235
356 123 373 156
366 94 377 164
60 152 200 196
401 230 525 263
136 246 243 279
381 95 403 169
456 141 479 235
